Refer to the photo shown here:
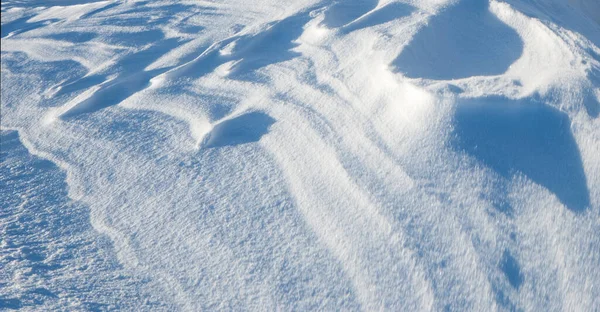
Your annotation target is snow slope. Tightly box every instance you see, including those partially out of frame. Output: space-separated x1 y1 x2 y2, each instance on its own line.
1 0 599 310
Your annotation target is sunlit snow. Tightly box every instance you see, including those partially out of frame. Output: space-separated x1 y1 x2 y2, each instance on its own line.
1 0 599 310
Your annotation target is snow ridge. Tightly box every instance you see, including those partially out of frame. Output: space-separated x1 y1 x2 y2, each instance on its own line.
2 0 599 310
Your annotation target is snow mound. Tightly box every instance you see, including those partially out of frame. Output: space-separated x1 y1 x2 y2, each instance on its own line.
2 0 599 310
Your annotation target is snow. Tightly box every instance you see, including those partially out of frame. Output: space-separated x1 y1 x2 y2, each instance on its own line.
1 0 599 310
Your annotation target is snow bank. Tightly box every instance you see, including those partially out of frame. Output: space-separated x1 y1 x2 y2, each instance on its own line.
2 0 599 310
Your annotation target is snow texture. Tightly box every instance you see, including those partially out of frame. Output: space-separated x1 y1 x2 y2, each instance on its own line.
1 0 600 310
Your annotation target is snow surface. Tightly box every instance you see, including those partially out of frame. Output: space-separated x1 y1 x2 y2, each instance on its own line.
1 0 599 310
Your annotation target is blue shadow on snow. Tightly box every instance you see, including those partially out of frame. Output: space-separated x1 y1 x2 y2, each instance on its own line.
205 112 276 148
227 12 311 78
342 2 415 33
321 0 378 28
500 250 523 289
59 37 189 118
452 96 590 212
393 0 523 80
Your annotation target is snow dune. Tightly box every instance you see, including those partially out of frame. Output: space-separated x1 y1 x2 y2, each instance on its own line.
1 0 599 310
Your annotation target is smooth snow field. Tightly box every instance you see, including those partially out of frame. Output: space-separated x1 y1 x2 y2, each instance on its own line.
1 0 600 310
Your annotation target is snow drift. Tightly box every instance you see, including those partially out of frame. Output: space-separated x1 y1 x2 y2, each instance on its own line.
2 0 599 310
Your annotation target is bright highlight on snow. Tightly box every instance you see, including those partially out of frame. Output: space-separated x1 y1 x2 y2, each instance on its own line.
1 0 599 310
